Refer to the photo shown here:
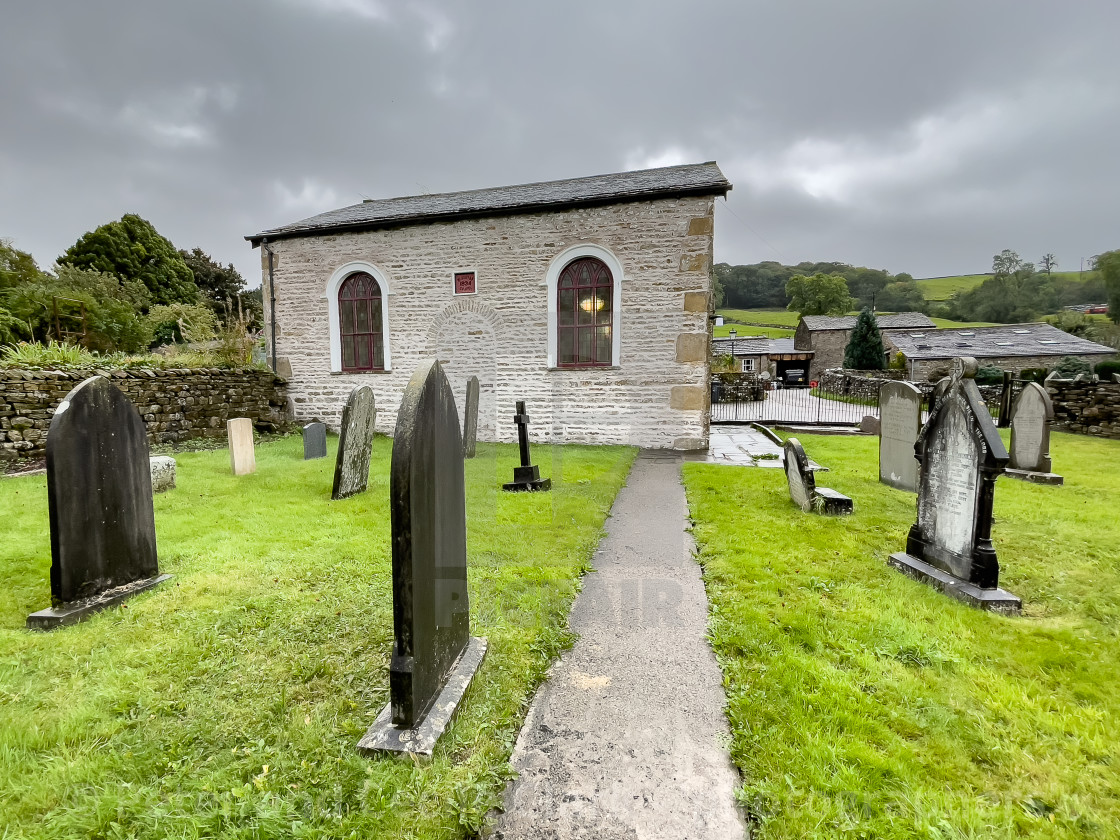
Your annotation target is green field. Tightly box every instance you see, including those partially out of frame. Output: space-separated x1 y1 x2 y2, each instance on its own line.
717 308 994 332
719 308 803 328
0 435 636 839
683 431 1120 839
916 271 1088 302
715 323 794 339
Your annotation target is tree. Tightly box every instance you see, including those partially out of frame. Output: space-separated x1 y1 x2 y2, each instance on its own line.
786 272 854 316
57 214 197 307
1 240 44 290
992 249 1025 277
843 309 886 370
1040 253 1058 276
876 280 927 312
1095 250 1120 324
179 247 260 323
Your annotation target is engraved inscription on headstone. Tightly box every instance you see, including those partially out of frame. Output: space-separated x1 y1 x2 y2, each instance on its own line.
888 357 1020 613
357 358 487 757
1006 383 1061 484
878 381 922 492
332 386 377 499
503 400 551 491
27 375 171 630
783 438 853 515
462 376 479 459
303 422 327 460
227 418 256 476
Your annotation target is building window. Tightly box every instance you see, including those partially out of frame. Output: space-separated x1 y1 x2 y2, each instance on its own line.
557 257 613 368
339 272 384 372
742 358 756 373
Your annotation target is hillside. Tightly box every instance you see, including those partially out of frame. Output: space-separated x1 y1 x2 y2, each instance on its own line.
916 271 1087 302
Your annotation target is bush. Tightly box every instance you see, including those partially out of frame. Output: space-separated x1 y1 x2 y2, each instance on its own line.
888 351 907 371
1052 356 1093 379
975 365 1005 386
1094 359 1120 380
146 303 217 347
1019 367 1049 383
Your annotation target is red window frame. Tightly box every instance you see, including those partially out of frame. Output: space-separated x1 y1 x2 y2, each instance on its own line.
556 257 613 368
338 272 384 372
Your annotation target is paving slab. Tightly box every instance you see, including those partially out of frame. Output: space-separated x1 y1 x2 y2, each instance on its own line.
492 450 745 840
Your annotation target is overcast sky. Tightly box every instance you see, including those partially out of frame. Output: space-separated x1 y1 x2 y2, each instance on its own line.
2 1 1117 288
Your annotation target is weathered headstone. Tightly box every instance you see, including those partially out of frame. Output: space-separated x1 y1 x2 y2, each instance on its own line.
462 376 479 459
27 376 170 630
357 358 486 757
888 357 1020 613
1005 383 1062 485
783 438 853 515
227 418 256 476
878 381 923 492
331 386 377 500
859 415 880 435
303 421 327 460
149 455 176 493
502 400 551 491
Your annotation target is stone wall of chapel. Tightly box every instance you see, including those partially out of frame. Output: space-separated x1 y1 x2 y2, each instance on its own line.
260 196 715 449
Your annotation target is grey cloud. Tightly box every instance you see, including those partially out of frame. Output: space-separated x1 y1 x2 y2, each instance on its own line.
1 0 1117 286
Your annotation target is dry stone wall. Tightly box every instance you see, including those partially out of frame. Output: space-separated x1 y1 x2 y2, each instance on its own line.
0 368 289 458
1046 378 1120 439
261 196 715 450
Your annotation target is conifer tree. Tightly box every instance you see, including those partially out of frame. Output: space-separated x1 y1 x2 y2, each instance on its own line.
843 308 886 370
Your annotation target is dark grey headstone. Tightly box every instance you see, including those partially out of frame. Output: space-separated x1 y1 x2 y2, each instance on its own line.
502 400 551 491
783 438 852 515
1006 382 1061 484
893 357 1020 612
28 376 170 630
462 376 479 459
331 386 377 499
879 381 922 492
358 358 485 757
303 422 327 460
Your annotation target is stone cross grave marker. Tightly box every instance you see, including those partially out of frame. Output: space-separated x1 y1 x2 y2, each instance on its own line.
1006 382 1062 485
357 358 486 757
227 418 256 475
783 438 853 515
888 357 1020 613
462 376 479 459
27 376 171 630
878 381 923 492
331 385 377 500
502 400 551 491
303 422 327 460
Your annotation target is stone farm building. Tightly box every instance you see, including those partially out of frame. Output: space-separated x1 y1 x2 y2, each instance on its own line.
886 322 1115 381
794 312 935 379
247 162 731 449
711 336 813 382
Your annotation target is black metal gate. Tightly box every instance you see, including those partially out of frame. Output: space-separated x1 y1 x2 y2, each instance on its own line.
710 375 878 426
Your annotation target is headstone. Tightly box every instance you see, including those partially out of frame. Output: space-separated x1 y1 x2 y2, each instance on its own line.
303 422 327 460
357 358 486 757
27 376 171 630
331 386 377 500
502 401 551 491
149 455 176 492
859 415 880 435
227 418 256 476
783 438 853 515
888 357 1020 613
1005 382 1062 485
878 381 922 492
462 376 479 459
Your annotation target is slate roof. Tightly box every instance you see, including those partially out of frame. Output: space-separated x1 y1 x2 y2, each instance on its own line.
800 312 935 331
712 337 810 356
887 322 1115 360
247 162 731 245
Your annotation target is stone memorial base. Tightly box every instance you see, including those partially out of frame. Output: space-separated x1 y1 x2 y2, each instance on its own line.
815 487 854 515
1004 468 1063 486
358 636 487 758
27 573 173 630
887 553 1020 615
503 465 551 492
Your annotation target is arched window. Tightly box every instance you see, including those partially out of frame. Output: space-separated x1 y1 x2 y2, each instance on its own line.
556 257 613 368
339 272 384 372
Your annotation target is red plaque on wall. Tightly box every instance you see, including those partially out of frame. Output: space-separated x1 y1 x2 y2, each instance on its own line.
453 271 476 295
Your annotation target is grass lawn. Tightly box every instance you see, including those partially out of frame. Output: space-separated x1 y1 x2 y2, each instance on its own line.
0 435 635 839
683 431 1120 839
715 324 795 340
719 308 803 328
915 274 991 301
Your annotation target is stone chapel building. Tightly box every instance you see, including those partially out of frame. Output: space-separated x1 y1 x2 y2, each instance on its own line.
247 162 731 449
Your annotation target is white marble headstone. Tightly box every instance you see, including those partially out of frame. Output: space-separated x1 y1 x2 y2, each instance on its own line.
1009 383 1053 473
878 381 923 492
